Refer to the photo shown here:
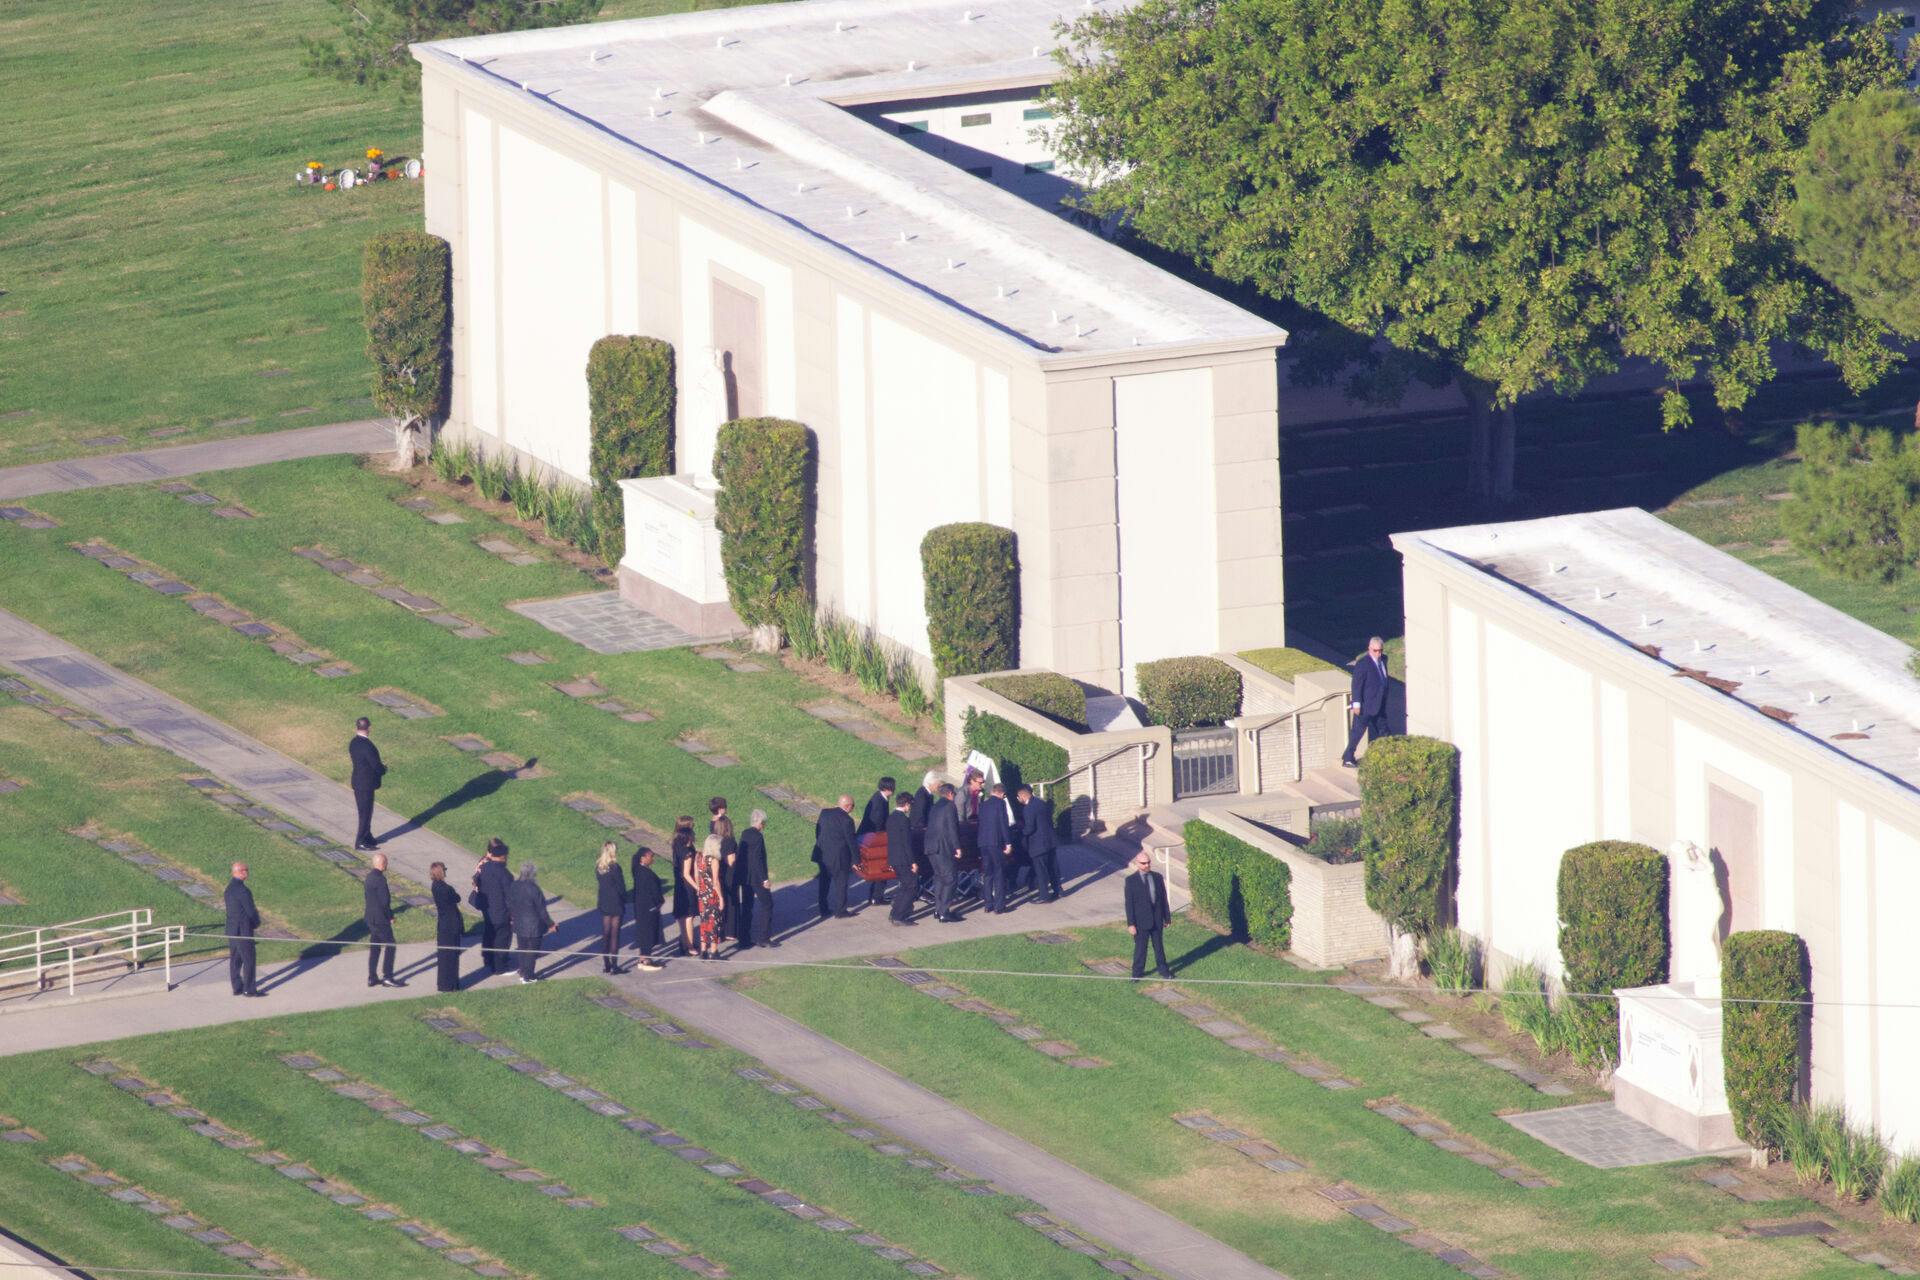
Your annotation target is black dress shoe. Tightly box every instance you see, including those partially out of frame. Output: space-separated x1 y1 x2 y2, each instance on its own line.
382 978 406 988
833 911 855 918
367 979 381 988
245 990 266 998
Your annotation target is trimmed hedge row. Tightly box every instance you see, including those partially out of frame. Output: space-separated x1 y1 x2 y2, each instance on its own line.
922 523 1019 682
979 672 1087 730
586 335 675 565
1723 929 1810 1148
1136 656 1242 729
1184 820 1292 950
961 709 1071 839
1557 841 1668 1068
714 418 813 628
1358 735 1457 942
361 231 451 430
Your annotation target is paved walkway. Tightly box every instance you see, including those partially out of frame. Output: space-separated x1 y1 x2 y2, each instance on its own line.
508 590 704 654
0 420 389 500
1503 1101 1736 1168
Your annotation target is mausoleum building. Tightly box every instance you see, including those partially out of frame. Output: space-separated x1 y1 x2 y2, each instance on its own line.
413 0 1287 692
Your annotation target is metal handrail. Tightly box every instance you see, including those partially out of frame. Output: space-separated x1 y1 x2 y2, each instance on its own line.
1033 738 1161 820
1238 688 1348 790
0 908 185 998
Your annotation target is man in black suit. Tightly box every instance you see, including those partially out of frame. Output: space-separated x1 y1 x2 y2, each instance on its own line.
1017 784 1062 902
910 771 937 901
859 777 895 907
474 839 514 974
885 792 919 926
428 861 465 993
925 782 964 923
364 852 401 987
740 809 775 949
976 782 1014 914
630 846 665 971
1341 635 1391 768
223 862 262 997
348 717 386 851
815 795 858 918
1124 852 1174 979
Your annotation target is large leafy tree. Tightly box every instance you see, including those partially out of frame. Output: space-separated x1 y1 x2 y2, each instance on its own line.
1050 0 1905 501
1794 87 1920 424
305 0 604 93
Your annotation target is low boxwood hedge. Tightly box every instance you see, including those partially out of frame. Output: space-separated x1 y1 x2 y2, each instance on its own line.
1557 841 1668 1068
1723 929 1810 1147
979 672 1087 730
1136 656 1241 729
962 709 1070 838
1184 820 1291 950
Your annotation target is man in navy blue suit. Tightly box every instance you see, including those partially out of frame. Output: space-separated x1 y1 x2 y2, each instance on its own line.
1341 635 1391 768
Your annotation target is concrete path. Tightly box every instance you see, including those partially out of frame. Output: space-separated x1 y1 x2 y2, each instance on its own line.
641 975 1287 1280
0 420 389 500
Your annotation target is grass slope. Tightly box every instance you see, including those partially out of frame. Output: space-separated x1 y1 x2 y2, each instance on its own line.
3 454 927 907
0 980 1100 1279
740 923 1864 1280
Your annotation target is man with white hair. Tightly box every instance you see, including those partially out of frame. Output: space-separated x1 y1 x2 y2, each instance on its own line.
1341 635 1392 768
815 795 859 918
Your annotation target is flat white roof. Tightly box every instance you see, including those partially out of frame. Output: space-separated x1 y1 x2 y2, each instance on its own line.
1393 508 1920 798
414 0 1284 359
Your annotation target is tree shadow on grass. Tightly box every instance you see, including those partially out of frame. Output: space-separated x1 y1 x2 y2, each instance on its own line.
379 761 537 843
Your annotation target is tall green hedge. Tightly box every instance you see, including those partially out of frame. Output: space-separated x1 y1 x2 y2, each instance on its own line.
1358 735 1458 942
1184 820 1292 950
980 672 1087 729
1557 841 1668 1068
1723 930 1810 1148
922 523 1018 682
361 231 451 427
585 336 674 565
1136 656 1242 729
962 709 1071 838
713 418 813 628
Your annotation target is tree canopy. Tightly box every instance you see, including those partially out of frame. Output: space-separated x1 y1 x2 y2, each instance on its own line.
1050 0 1906 498
1794 87 1920 340
305 0 604 93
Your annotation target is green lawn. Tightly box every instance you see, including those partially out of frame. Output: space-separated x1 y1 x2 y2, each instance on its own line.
0 0 761 466
739 924 1871 1280
2 454 929 910
0 694 431 944
0 980 1108 1278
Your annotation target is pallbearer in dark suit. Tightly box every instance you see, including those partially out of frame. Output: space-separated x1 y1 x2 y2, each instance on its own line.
1017 785 1062 902
224 862 261 997
428 861 465 993
741 811 774 949
348 717 386 851
858 777 895 906
925 783 964 923
364 853 401 987
1124 853 1174 979
630 847 665 971
1341 636 1391 768
595 841 628 974
885 793 919 926
815 795 858 918
474 840 514 974
976 782 1014 914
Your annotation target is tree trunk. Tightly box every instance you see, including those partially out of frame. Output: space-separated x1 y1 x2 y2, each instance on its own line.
1490 404 1516 504
390 415 421 472
1462 379 1518 506
1385 925 1421 981
749 623 782 654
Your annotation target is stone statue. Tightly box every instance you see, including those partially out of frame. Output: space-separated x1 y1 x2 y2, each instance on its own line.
685 345 727 491
1670 839 1724 999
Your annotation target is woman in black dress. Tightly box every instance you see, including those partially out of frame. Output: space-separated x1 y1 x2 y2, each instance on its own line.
594 840 628 973
429 861 465 992
670 816 697 956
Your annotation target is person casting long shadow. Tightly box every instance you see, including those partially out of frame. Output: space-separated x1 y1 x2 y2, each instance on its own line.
381 760 538 842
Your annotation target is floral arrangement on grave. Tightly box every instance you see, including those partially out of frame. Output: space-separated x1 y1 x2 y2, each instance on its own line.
300 159 324 185
365 147 385 180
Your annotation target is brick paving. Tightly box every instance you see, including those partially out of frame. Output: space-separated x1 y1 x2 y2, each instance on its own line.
509 591 699 655
1501 1102 1709 1169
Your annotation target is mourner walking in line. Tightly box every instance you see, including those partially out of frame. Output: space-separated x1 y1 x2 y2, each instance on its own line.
815 794 858 918
911 770 939 905
1124 852 1174 979
926 781 964 923
1017 784 1062 903
429 861 465 993
630 845 665 971
976 781 1015 914
507 861 554 983
364 852 401 987
710 797 744 940
349 716 387 852
224 862 261 998
1342 635 1392 768
741 809 775 949
595 840 628 973
473 838 514 974
670 816 698 956
886 791 919 926
858 777 895 906
690 834 726 960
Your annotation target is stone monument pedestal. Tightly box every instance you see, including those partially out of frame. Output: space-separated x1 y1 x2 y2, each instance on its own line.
616 475 744 639
1613 981 1740 1152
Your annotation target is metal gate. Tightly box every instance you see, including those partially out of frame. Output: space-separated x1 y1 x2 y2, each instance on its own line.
1171 727 1238 798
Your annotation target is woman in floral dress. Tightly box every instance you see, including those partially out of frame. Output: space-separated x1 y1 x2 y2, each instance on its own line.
688 833 725 960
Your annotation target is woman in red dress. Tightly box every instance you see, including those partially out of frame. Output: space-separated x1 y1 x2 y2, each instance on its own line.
687 833 725 960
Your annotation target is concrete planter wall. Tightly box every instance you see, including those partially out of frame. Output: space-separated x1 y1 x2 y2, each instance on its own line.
1198 809 1387 968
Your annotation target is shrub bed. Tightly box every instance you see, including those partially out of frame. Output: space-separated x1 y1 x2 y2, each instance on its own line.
586 335 674 564
1237 647 1337 682
1301 815 1365 864
1557 841 1668 1069
979 672 1087 730
1358 735 1458 944
1136 656 1241 729
922 524 1019 682
1722 929 1810 1148
714 418 813 628
1184 820 1292 950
